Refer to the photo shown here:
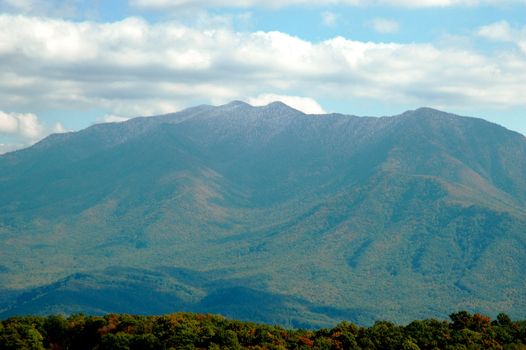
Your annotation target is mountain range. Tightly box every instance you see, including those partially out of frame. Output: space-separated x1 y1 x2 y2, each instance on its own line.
0 101 525 327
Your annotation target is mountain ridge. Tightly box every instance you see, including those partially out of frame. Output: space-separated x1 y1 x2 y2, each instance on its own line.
0 101 525 326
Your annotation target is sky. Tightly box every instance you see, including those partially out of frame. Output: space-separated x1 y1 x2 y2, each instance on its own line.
0 0 526 153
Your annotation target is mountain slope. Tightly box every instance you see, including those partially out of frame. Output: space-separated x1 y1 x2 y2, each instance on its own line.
0 102 525 325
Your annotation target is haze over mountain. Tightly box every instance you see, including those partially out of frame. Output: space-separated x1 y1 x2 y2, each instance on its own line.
0 101 525 327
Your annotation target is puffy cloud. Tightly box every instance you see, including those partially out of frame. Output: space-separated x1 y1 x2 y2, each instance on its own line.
478 21 515 41
52 122 67 133
370 18 400 33
17 113 44 139
478 21 526 54
1 14 526 125
0 110 68 152
99 114 130 123
0 111 44 139
248 94 326 114
130 0 526 9
0 111 18 134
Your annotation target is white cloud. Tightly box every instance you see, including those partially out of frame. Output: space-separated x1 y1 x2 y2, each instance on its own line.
477 21 526 54
248 94 326 114
17 113 44 139
52 122 67 133
0 111 18 134
478 21 515 41
370 18 400 34
0 111 44 139
99 114 130 123
130 0 526 9
321 11 338 27
0 14 526 127
0 110 68 152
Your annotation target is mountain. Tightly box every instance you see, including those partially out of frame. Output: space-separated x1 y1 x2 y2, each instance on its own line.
0 101 525 326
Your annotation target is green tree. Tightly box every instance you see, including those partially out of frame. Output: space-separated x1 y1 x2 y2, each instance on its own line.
0 320 44 350
100 332 132 350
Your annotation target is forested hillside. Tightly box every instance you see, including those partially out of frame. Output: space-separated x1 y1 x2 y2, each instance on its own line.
1 102 525 325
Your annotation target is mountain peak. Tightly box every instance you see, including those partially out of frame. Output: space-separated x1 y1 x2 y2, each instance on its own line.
266 101 289 108
260 101 304 114
401 107 451 118
414 107 444 113
223 100 252 108
396 107 462 125
215 100 304 115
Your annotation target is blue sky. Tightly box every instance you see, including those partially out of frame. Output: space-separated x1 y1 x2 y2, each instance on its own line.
0 0 526 153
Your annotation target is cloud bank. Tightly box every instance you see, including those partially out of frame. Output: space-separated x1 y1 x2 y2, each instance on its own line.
1 14 525 122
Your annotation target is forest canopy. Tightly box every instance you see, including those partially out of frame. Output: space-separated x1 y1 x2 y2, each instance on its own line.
1 311 525 349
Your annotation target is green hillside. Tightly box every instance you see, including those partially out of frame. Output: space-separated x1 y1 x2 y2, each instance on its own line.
0 102 525 326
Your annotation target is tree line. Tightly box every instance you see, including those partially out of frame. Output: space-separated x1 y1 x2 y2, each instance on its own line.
1 311 525 349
